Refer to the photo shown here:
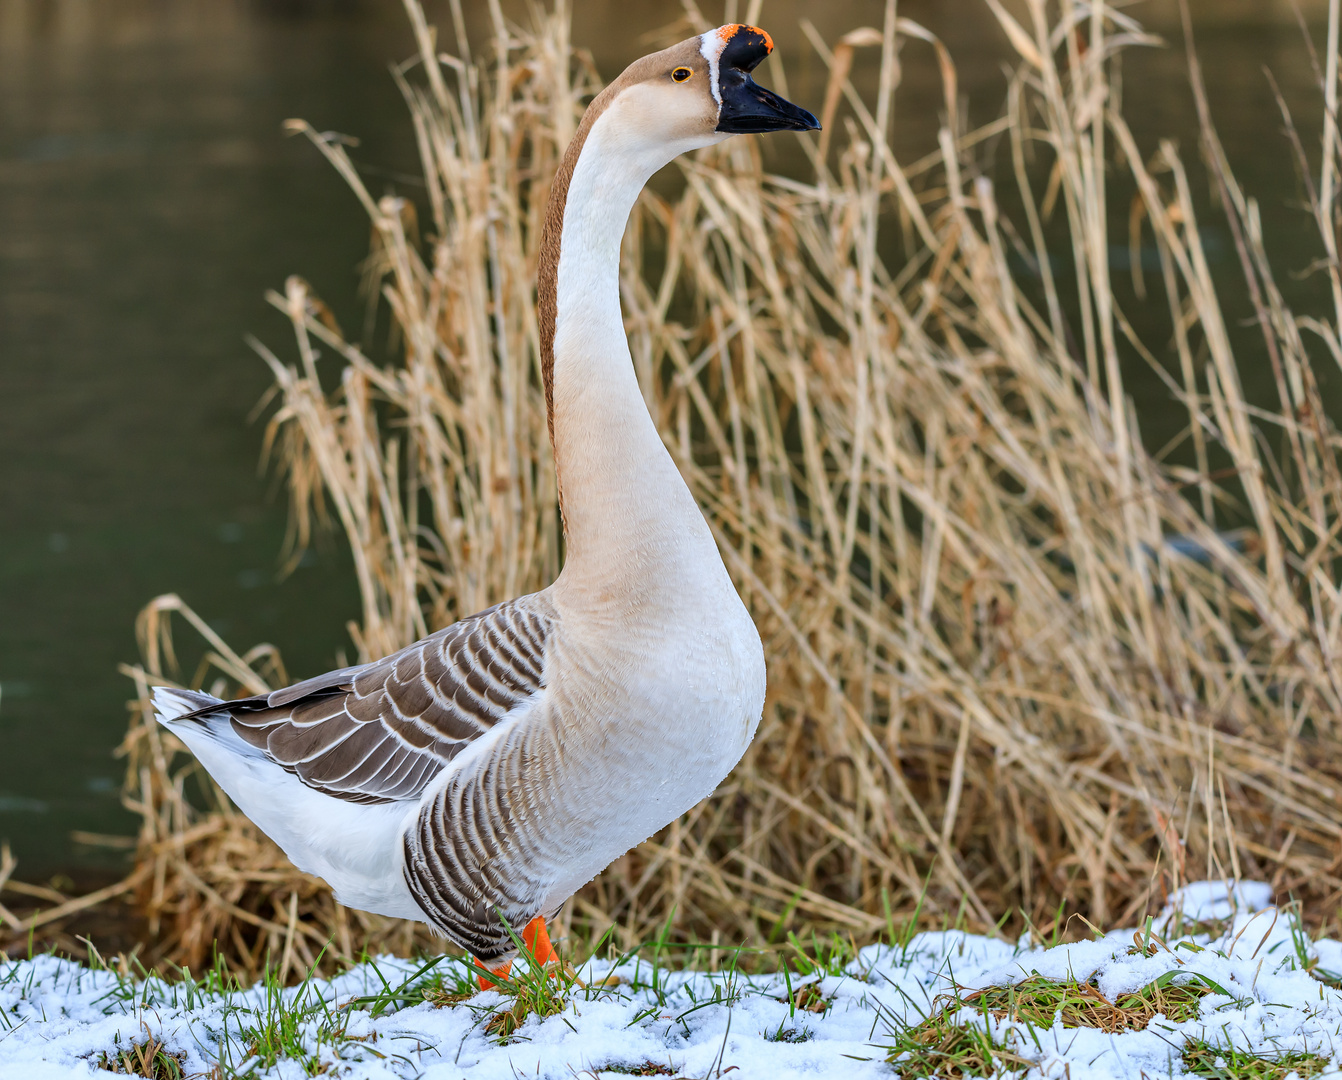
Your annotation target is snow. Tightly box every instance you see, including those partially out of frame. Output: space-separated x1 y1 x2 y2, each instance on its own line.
3 881 1342 1078
1160 880 1275 924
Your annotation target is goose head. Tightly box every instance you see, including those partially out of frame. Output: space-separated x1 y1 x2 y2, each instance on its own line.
580 24 819 177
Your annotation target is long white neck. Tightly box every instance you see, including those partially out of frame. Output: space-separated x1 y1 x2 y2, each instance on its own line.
548 111 725 608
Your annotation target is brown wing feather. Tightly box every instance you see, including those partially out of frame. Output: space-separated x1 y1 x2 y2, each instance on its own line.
227 595 555 804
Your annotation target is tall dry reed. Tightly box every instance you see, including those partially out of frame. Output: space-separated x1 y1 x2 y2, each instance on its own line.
113 0 1342 977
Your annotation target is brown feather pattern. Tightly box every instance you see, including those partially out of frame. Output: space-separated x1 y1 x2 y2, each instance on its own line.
402 725 542 960
225 596 555 805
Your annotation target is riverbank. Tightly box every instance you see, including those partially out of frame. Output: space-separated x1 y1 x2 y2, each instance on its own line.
3 881 1339 1079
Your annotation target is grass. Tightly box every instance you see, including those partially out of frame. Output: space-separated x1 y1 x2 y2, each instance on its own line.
1182 1042 1333 1080
95 1028 184 1079
223 964 350 1075
480 960 581 1041
785 980 831 1014
885 969 1227 1074
968 971 1216 1031
5 905 1340 1079
65 941 409 1079
785 929 864 979
46 0 1342 979
885 1016 1032 1079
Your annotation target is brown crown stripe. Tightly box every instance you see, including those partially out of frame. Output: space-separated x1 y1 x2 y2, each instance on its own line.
536 39 710 447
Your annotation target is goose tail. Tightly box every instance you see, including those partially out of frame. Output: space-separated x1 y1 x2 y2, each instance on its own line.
151 686 267 761
151 685 228 725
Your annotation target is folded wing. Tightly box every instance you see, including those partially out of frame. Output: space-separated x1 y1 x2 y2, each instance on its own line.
219 595 555 804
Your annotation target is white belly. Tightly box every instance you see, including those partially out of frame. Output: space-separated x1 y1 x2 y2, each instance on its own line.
538 596 766 912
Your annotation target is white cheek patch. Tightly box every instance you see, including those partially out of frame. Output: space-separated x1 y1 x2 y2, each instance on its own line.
699 29 725 108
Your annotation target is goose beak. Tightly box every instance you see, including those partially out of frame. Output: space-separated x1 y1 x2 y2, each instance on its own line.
712 24 819 134
716 75 820 133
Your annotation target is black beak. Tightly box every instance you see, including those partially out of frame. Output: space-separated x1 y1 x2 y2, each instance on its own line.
716 71 820 134
711 25 819 135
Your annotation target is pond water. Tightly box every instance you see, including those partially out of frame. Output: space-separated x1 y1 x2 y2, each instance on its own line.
0 0 1333 875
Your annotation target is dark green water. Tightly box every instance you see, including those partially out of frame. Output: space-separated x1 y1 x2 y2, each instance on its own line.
0 0 1332 875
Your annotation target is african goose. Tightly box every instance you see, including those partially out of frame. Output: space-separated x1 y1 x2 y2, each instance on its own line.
154 24 818 985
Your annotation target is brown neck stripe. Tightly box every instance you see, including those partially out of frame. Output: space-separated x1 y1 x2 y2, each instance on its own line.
536 46 699 445
537 85 618 445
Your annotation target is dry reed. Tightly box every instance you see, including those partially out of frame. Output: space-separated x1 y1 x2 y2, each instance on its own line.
104 0 1342 978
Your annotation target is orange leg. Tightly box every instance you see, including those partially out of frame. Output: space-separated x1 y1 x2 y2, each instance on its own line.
523 915 557 967
477 959 512 991
476 916 556 990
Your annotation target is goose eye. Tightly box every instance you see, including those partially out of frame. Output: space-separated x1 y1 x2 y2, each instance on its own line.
671 66 693 83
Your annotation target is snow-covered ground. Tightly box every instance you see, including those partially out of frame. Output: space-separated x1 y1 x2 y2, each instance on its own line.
4 881 1342 1078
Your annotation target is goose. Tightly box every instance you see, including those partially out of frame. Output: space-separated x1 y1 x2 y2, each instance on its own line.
153 23 818 987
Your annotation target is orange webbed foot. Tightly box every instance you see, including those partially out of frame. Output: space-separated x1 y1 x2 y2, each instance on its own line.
475 916 557 991
477 959 512 991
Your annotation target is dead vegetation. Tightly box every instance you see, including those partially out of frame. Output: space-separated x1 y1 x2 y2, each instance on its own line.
1181 1042 1333 1080
886 970 1225 1075
966 971 1213 1031
23 0 1342 977
94 1026 184 1079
